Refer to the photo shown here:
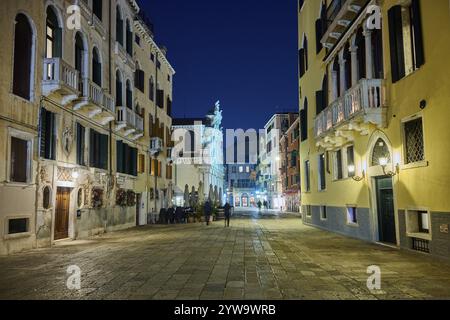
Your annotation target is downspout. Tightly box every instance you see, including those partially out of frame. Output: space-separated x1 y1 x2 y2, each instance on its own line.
154 51 159 212
108 0 113 178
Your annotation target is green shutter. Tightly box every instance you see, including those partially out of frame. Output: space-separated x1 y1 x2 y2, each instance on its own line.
411 0 425 68
388 6 405 83
116 140 123 173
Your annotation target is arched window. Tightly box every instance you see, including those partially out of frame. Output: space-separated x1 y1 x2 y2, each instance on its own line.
126 80 132 109
13 14 34 100
356 27 366 80
43 186 51 209
92 47 102 86
116 6 124 46
344 43 352 90
116 70 123 106
75 32 85 75
126 19 132 56
371 138 391 166
46 6 62 59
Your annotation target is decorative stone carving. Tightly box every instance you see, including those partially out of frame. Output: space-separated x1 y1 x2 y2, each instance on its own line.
62 125 74 157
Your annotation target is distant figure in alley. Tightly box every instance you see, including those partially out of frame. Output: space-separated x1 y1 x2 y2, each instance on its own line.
224 202 232 227
204 199 212 226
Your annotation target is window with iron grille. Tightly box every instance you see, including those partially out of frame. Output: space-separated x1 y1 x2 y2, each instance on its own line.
412 238 430 253
404 117 424 164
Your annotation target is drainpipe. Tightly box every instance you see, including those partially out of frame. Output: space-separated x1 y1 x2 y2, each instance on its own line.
108 0 113 178
154 51 159 213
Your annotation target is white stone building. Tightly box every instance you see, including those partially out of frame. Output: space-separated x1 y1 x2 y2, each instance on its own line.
172 103 225 206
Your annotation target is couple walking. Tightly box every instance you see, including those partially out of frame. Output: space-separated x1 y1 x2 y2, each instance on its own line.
203 200 232 227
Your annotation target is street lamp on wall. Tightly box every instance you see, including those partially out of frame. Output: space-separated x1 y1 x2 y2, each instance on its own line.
348 165 365 182
379 157 399 177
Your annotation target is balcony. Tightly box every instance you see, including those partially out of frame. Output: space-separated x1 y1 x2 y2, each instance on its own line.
73 78 115 125
321 0 370 49
42 58 79 105
116 107 144 140
314 79 387 149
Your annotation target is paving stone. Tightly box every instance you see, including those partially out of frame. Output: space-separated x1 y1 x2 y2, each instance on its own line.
0 210 449 300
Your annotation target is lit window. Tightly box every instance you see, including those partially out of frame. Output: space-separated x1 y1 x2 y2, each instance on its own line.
239 166 243 173
347 207 358 224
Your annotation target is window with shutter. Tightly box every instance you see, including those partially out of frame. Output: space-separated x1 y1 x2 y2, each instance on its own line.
116 140 124 173
319 153 326 191
13 14 33 100
389 1 424 83
40 108 56 160
89 130 108 170
93 0 102 21
76 123 85 166
299 49 305 78
10 137 29 183
300 98 308 142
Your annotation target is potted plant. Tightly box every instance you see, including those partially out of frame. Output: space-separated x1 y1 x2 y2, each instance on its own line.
116 189 127 207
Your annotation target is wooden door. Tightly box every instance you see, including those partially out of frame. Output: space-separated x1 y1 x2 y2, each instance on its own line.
55 187 71 240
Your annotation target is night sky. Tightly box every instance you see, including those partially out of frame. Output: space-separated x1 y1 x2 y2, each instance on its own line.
137 0 299 131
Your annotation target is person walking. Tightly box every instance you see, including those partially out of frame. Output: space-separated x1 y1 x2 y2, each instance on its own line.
204 199 212 226
224 202 232 227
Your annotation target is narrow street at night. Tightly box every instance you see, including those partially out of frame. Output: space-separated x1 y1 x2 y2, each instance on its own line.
1 209 449 301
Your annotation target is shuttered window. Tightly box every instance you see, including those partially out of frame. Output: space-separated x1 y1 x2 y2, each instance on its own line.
135 69 145 92
319 153 326 191
89 130 108 170
299 49 305 78
116 140 137 176
10 137 29 183
138 154 145 174
300 98 308 142
156 90 164 108
93 0 102 21
76 123 85 166
39 108 56 160
388 1 425 83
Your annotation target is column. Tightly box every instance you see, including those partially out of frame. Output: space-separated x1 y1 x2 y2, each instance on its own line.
363 28 373 80
350 46 358 86
339 50 346 95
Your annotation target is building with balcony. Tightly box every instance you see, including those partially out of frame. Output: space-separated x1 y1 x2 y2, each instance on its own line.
172 102 225 207
133 10 175 223
257 113 297 210
298 0 450 259
0 0 174 255
280 117 301 213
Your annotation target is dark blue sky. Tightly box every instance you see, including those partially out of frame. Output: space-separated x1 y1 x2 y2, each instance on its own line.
137 0 299 130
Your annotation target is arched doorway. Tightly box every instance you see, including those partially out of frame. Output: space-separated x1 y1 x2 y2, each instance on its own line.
368 134 397 245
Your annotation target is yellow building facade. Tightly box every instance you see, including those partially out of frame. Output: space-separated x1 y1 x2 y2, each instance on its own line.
0 0 174 255
299 0 450 259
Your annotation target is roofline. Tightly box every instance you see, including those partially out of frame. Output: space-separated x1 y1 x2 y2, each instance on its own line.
134 19 176 75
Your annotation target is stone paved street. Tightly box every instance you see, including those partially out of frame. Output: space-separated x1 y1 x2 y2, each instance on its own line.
1 210 450 300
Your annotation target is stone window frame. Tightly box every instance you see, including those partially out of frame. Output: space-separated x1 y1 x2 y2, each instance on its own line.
6 127 34 185
4 215 32 239
405 207 432 241
401 112 428 170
